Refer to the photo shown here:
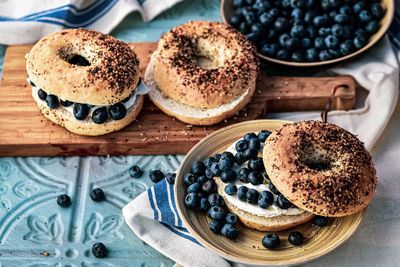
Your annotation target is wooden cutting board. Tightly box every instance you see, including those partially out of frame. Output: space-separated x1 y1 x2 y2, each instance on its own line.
0 43 356 156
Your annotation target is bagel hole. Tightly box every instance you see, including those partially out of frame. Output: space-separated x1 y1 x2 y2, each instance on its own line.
306 162 330 171
196 56 221 69
195 39 224 69
68 55 90 66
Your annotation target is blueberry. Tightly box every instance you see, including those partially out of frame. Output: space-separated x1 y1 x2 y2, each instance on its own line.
29 80 36 87
269 182 280 195
340 39 354 55
291 51 304 62
342 25 352 38
359 10 372 23
304 10 317 24
251 23 264 36
328 0 342 8
325 35 339 49
245 0 254 5
319 50 333 61
187 182 201 194
230 14 242 28
57 194 71 207
276 48 290 61
301 38 312 49
192 161 206 175
261 43 278 58
220 169 237 183
291 8 303 20
221 224 239 240
248 138 260 151
225 184 237 195
208 193 224 207
248 171 264 185
281 0 291 9
210 162 221 176
331 24 344 37
263 171 270 180
277 194 292 209
92 242 108 258
355 28 367 37
243 148 258 161
274 17 290 32
246 33 259 43
202 179 217 195
37 89 47 100
185 192 200 208
197 175 207 185
87 104 95 108
353 2 366 14
225 213 238 224
291 0 305 8
279 33 290 48
237 186 248 201
314 37 325 50
208 206 225 220
233 0 246 8
69 55 90 66
318 28 331 37
244 11 257 25
199 197 210 212
205 168 213 179
371 3 384 19
238 167 250 183
204 157 216 168
320 0 330 11
209 220 222 234
90 188 105 201
244 133 258 142
287 38 301 51
92 107 108 124
258 130 271 142
213 154 221 161
234 152 246 165
46 94 59 109
239 22 249 34
288 231 304 246
184 173 196 186
73 103 89 120
291 25 306 38
59 99 73 107
340 5 352 16
314 216 329 227
366 20 379 34
149 170 165 183
197 192 205 199
313 16 327 27
246 189 259 204
235 140 249 152
328 49 341 59
304 0 314 8
258 191 274 208
166 173 176 184
129 165 142 178
262 233 280 249
109 103 127 120
218 158 234 171
259 13 274 27
306 26 317 39
248 158 264 172
334 14 348 24
353 35 367 49
269 8 279 18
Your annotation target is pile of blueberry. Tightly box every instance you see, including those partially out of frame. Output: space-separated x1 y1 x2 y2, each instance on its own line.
230 0 386 62
30 79 132 124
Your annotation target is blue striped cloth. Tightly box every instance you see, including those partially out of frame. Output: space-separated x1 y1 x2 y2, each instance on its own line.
0 0 183 45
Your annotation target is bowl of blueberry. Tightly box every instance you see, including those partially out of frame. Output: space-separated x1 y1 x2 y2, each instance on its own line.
174 119 367 266
221 0 394 66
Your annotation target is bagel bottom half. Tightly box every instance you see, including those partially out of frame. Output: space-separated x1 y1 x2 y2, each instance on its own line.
32 89 144 136
215 178 315 231
144 53 256 125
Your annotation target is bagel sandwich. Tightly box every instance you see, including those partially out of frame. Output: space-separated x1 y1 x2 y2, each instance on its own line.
144 21 259 125
26 28 147 136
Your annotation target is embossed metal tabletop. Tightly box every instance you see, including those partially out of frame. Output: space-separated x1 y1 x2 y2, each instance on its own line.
0 0 220 266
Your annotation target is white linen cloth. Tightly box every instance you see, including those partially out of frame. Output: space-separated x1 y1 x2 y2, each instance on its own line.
0 0 183 45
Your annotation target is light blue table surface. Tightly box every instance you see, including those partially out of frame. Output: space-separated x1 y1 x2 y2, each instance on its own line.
0 1 220 266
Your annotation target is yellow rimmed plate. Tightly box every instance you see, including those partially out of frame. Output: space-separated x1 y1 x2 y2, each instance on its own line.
174 119 367 266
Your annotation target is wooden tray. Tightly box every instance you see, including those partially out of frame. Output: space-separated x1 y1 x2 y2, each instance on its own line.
175 119 366 266
0 43 356 156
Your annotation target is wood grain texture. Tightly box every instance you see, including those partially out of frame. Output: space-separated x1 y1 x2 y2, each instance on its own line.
175 120 366 266
0 43 355 156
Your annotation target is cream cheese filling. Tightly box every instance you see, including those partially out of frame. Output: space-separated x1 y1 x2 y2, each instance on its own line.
221 136 305 218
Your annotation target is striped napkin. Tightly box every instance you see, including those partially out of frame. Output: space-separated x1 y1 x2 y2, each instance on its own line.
0 0 183 45
123 14 400 267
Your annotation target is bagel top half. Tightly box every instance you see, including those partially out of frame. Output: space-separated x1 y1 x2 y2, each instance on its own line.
152 20 259 109
26 28 140 105
263 121 377 217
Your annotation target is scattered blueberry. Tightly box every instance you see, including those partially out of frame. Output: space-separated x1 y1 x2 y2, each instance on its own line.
46 94 59 109
269 182 280 195
199 197 210 212
258 130 271 142
248 138 260 151
225 213 238 224
235 140 249 152
185 192 200 208
205 168 213 179
202 179 217 195
258 191 274 208
210 162 221 176
208 193 224 207
234 152 246 165
209 220 222 234
73 103 89 120
261 43 278 57
213 154 222 161
92 242 108 258
244 133 258 142
220 169 237 183
288 231 304 245
166 173 176 184
243 148 258 160
197 175 207 185
90 188 105 202
192 161 206 175
277 194 292 209
37 89 47 100
248 171 264 185
238 167 250 183
184 173 196 186
221 224 239 240
248 157 264 172
246 189 260 204
225 184 238 195
237 186 248 201
109 103 127 120
149 170 165 183
204 157 216 168
219 153 235 171
314 215 329 227
92 107 108 124
60 99 73 107
57 194 71 207
187 182 201 193
208 206 225 220
262 233 280 249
